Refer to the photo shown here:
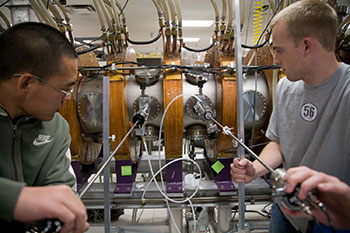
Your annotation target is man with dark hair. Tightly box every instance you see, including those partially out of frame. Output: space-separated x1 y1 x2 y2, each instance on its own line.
0 22 88 232
230 0 350 232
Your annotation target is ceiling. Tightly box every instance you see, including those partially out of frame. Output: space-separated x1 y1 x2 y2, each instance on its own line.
1 0 275 55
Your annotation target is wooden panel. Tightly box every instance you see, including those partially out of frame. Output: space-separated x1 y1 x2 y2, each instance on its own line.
109 73 131 160
59 91 82 157
163 57 183 159
216 59 237 155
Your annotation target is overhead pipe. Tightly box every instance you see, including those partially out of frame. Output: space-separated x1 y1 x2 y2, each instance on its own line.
111 0 123 51
40 0 65 32
174 0 182 52
97 0 112 33
166 0 177 52
152 0 164 29
220 0 227 44
97 0 114 54
102 0 117 55
210 0 220 40
29 0 51 25
339 15 350 32
221 0 233 53
124 0 163 46
92 0 106 33
268 0 276 14
35 0 58 28
0 10 11 28
159 0 171 52
227 0 235 54
52 0 74 43
115 0 128 46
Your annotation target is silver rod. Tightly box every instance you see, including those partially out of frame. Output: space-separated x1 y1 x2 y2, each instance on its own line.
102 75 110 233
233 0 246 230
209 116 274 173
78 118 138 199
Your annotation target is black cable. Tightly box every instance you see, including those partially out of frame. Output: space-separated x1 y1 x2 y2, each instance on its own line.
319 204 336 233
231 206 239 221
127 32 162 45
78 62 280 77
76 43 104 55
241 0 283 49
183 40 216 53
118 0 128 17
242 40 268 49
261 202 272 217
245 209 270 218
75 35 103 47
256 0 283 46
0 0 10 7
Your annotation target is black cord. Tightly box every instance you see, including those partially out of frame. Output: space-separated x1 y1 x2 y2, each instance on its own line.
75 36 104 47
127 32 162 45
241 0 283 49
76 43 104 55
319 204 336 233
262 202 272 217
231 206 239 221
78 62 280 77
0 0 10 7
257 0 283 46
245 209 270 218
242 40 268 49
118 0 128 17
183 40 216 53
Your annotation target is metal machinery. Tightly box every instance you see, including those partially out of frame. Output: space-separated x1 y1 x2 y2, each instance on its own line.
64 0 275 231
1 0 350 232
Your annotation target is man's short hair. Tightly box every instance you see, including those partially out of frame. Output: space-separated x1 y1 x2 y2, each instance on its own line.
271 0 338 51
0 22 77 81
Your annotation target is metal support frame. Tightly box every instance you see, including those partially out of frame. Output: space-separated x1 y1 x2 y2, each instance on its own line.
102 76 111 233
233 0 246 232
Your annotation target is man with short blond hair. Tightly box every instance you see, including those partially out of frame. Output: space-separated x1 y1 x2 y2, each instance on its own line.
230 0 350 232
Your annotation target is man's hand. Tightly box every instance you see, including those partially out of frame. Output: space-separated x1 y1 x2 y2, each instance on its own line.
283 166 350 229
13 185 89 233
230 158 256 183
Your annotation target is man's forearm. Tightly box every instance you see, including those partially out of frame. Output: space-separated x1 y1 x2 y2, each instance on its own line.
252 141 283 179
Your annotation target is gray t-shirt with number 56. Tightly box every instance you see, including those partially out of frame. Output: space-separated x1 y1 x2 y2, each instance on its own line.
266 62 350 184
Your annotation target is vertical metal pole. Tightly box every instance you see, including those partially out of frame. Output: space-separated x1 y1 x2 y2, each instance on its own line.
103 76 111 233
233 0 246 231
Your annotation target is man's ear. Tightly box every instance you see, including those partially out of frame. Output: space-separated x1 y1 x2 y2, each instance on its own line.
16 73 35 96
302 37 313 56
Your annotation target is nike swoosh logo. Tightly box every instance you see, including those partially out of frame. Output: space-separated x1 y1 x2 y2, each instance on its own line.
33 134 53 146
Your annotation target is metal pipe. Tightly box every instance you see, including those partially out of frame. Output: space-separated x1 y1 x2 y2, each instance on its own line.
210 0 219 37
35 0 57 28
102 75 111 233
97 0 112 31
29 0 49 24
233 0 245 231
92 0 106 32
0 11 10 28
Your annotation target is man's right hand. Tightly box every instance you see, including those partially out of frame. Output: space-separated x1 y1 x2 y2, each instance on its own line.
230 158 256 183
13 185 89 233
